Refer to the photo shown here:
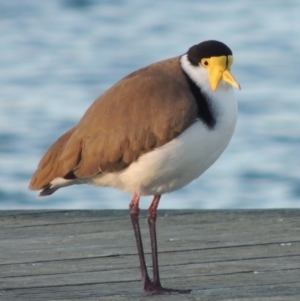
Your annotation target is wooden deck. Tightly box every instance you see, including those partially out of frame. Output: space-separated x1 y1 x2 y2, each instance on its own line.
0 209 299 301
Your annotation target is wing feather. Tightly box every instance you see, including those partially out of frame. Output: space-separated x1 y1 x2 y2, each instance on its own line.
29 57 198 191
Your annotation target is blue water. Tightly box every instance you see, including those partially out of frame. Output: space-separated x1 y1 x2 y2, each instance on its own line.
1 0 300 209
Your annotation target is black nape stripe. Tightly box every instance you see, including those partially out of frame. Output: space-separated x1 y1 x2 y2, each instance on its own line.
182 71 216 129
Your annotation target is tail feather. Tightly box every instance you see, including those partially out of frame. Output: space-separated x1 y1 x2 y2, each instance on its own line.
38 184 58 197
38 177 79 197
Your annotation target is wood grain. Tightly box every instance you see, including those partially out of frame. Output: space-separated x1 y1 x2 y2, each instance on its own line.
0 209 299 300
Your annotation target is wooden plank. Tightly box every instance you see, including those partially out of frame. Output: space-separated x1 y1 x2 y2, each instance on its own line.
0 209 299 301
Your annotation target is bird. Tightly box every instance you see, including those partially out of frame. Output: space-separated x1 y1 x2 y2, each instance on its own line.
29 40 240 294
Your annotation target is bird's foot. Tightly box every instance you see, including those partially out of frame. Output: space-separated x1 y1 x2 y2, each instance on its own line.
144 280 191 295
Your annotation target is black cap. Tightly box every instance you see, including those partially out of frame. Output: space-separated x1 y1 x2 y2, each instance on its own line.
187 40 232 66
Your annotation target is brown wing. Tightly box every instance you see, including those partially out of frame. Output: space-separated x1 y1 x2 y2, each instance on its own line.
29 57 198 191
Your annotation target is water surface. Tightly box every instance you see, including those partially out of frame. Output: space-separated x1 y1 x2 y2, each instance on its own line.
0 0 300 209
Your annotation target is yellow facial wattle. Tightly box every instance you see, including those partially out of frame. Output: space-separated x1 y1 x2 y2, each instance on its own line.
200 55 240 91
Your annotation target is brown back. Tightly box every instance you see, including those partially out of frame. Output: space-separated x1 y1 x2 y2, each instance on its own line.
29 57 198 190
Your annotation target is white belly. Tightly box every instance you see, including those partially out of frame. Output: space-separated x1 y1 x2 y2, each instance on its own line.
89 92 237 196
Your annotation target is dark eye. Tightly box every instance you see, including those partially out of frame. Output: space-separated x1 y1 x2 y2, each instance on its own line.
201 59 210 68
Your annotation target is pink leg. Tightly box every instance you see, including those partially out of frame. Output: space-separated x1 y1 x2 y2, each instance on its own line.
146 195 192 294
147 195 161 285
130 193 191 295
129 192 151 288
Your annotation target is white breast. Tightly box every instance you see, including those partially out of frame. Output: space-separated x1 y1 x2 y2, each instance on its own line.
89 83 238 196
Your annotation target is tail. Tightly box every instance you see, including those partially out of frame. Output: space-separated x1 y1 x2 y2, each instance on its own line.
38 184 59 197
38 178 79 197
29 126 78 195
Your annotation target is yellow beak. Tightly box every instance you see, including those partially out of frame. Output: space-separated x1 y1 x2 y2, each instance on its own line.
207 56 241 91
